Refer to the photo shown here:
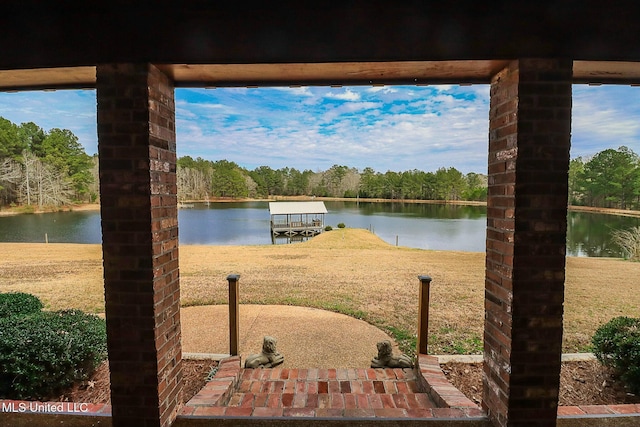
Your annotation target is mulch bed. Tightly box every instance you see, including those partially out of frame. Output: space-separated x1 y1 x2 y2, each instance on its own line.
442 359 640 406
57 359 216 405
36 358 639 408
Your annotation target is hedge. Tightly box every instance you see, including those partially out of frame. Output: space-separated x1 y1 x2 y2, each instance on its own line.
0 308 107 399
0 292 43 319
592 316 640 395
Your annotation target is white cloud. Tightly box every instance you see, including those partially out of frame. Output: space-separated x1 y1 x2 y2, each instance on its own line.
274 86 315 97
571 85 640 158
0 89 98 154
366 86 398 94
0 84 637 175
172 85 493 173
324 88 360 101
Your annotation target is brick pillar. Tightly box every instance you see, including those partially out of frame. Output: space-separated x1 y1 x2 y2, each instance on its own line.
97 64 181 427
483 59 572 427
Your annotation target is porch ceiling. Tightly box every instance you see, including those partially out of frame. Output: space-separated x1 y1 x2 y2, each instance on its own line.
1 60 640 92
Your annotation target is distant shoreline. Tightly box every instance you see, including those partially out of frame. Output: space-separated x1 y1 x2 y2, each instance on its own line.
0 203 101 217
1 197 639 218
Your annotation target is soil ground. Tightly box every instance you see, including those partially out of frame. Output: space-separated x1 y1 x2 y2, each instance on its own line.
60 359 216 405
442 360 640 407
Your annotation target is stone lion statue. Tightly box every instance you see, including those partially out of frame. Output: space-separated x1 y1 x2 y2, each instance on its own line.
371 340 413 368
244 336 284 368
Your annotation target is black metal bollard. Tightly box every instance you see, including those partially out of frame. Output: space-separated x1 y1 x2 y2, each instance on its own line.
417 275 432 355
227 274 240 356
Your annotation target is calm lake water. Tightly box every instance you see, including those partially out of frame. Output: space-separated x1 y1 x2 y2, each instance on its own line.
0 201 638 257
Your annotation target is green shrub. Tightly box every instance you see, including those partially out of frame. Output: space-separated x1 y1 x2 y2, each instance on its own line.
15 204 35 214
337 222 346 229
592 316 640 394
0 309 107 399
0 292 44 319
324 225 333 231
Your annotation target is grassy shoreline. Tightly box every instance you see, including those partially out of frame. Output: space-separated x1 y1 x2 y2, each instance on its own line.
2 198 640 218
1 228 638 356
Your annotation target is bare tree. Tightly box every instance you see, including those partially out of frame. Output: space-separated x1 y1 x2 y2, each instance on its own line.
0 157 22 204
245 175 258 198
177 165 212 201
341 168 361 197
22 150 33 205
89 156 100 202
611 226 640 261
18 151 73 207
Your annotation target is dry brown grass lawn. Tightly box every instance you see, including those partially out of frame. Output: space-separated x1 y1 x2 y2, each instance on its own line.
0 228 638 354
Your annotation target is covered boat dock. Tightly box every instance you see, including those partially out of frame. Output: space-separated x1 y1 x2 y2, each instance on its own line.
269 201 327 237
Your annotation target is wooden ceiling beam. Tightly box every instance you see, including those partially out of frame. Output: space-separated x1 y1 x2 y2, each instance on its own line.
1 61 640 92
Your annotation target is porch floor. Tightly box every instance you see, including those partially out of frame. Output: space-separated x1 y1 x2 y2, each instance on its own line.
180 355 486 419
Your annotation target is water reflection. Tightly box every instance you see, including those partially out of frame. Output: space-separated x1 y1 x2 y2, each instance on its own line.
0 211 102 243
566 211 640 257
177 202 270 245
271 234 314 245
0 202 637 257
324 201 487 252
328 201 486 219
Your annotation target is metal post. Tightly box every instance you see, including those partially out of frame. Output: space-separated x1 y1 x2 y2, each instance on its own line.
417 275 432 354
227 274 240 356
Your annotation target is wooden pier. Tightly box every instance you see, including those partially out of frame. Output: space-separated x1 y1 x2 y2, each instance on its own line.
269 201 327 238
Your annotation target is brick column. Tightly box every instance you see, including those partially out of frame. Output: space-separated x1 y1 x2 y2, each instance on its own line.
97 64 181 427
483 59 572 427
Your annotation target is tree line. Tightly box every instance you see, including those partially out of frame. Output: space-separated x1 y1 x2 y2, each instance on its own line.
178 147 640 209
177 156 488 202
0 117 97 208
2 115 639 211
569 146 640 210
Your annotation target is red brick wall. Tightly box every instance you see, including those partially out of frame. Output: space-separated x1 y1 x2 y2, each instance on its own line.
484 59 572 427
97 63 182 427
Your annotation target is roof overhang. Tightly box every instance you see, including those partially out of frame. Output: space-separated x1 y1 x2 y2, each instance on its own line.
2 60 640 92
269 201 328 216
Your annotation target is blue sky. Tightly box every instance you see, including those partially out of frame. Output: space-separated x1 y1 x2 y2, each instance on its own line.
0 84 638 174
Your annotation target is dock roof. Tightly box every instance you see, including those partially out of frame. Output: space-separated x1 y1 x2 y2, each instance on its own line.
269 201 328 215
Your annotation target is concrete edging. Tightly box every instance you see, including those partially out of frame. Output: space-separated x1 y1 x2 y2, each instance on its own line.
183 352 230 361
434 353 597 364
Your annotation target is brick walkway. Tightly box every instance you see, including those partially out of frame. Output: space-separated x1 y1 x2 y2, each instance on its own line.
228 366 433 417
181 355 486 419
